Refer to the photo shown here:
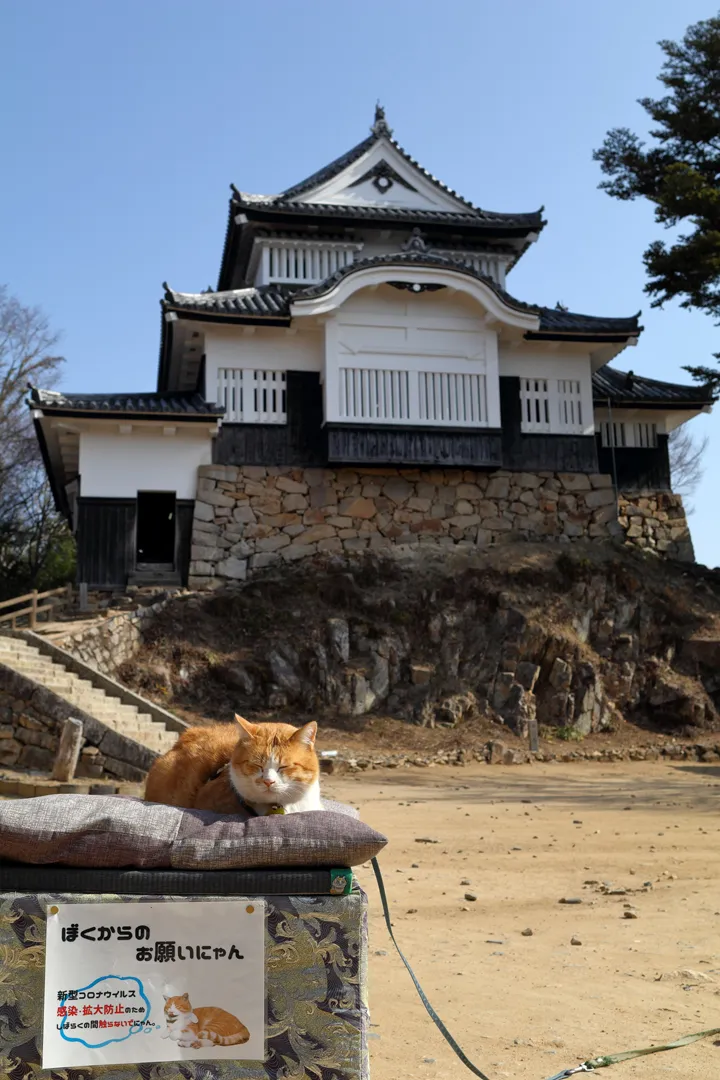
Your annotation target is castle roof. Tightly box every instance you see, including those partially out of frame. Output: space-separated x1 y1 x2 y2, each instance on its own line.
29 387 223 419
592 366 715 408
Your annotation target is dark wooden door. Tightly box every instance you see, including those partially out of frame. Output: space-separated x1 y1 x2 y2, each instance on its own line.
136 491 176 565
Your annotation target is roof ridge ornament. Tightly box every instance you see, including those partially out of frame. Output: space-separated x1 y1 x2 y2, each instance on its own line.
371 102 393 139
402 228 429 253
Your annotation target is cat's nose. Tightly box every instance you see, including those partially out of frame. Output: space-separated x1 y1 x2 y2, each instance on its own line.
262 779 275 787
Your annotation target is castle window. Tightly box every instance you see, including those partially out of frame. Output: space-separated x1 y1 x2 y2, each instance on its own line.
600 421 657 448
256 240 364 286
217 369 287 424
520 378 587 435
520 378 550 431
335 367 488 427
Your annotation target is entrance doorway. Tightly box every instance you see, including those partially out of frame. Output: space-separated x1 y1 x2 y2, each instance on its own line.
136 491 176 567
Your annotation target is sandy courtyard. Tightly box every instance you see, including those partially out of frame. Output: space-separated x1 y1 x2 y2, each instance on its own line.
323 762 720 1080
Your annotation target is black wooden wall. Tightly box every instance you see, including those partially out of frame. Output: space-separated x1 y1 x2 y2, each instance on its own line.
175 500 195 584
214 371 326 466
500 377 599 473
77 497 195 588
215 374 607 472
77 499 135 587
326 426 503 467
596 435 671 491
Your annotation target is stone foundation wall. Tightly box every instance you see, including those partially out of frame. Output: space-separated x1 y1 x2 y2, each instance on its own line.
618 493 694 562
59 599 171 675
188 465 695 587
0 667 157 781
189 465 621 587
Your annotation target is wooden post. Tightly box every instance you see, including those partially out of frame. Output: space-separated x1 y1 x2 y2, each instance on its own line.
51 717 84 782
29 590 38 630
79 582 89 611
65 581 74 610
527 718 539 754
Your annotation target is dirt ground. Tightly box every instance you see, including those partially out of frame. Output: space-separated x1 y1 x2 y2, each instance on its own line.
323 761 720 1080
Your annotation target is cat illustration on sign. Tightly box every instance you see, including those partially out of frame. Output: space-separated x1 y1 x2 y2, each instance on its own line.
162 994 250 1049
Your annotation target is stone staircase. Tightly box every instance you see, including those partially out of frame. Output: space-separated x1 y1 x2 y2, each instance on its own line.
0 636 179 755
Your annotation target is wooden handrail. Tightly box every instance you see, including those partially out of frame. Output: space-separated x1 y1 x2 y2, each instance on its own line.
0 585 70 612
0 584 73 630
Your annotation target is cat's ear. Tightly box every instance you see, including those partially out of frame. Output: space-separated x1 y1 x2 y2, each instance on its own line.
163 995 169 1002
234 714 256 742
181 993 189 1001
293 721 317 747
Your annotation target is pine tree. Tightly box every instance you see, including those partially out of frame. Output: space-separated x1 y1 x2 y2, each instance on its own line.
594 15 720 388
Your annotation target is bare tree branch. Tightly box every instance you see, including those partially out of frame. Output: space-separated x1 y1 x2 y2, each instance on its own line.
668 425 708 514
0 285 73 598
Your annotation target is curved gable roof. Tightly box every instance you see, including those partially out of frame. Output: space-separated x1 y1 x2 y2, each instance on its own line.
236 107 544 227
163 256 641 338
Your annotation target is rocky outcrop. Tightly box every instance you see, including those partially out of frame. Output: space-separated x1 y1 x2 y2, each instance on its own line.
121 546 720 741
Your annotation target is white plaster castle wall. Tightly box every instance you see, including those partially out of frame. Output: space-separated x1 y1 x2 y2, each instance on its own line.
204 326 323 403
499 348 595 436
298 139 467 212
593 407 672 432
324 285 500 426
79 429 213 500
203 292 607 439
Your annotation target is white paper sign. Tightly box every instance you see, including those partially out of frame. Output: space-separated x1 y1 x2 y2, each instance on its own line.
42 900 265 1068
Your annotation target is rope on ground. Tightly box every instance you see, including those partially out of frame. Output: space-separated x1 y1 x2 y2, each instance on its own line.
370 857 720 1080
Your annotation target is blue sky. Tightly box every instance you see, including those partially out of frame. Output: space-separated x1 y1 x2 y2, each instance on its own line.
2 1 719 565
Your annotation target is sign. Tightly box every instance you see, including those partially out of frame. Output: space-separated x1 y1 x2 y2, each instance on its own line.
42 900 265 1069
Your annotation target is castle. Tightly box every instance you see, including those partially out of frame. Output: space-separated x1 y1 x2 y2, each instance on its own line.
31 108 713 588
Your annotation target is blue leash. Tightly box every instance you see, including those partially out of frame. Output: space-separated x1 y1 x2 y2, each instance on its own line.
370 857 720 1080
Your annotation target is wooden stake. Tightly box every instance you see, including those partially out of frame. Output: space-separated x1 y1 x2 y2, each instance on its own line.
51 717 84 782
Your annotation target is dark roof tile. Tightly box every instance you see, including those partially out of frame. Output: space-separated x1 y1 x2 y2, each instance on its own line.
30 388 224 416
293 251 537 314
164 284 293 319
263 114 541 225
234 193 544 230
165 255 642 340
592 366 714 406
538 308 642 335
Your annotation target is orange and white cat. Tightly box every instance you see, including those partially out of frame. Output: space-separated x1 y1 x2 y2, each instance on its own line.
162 993 249 1048
145 715 322 816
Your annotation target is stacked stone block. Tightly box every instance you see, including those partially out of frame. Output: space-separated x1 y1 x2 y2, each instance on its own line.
618 493 693 562
188 465 631 588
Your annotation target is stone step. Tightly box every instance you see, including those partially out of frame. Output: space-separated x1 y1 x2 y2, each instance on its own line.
0 633 179 759
0 642 41 656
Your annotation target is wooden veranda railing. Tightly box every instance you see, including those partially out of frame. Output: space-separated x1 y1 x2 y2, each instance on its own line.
0 584 74 629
